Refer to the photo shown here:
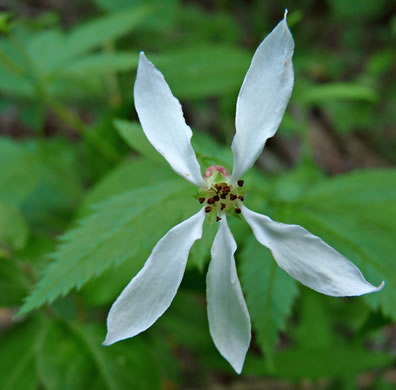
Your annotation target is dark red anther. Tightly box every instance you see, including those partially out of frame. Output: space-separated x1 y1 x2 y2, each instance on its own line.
230 194 237 201
221 203 226 211
220 193 227 199
205 206 212 213
237 180 244 187
216 216 222 222
213 195 219 202
199 197 205 204
215 184 222 192
235 208 241 214
238 195 244 201
223 186 231 193
207 197 215 205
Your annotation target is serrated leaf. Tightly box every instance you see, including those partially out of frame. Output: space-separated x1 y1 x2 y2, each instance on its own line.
19 181 190 314
80 192 191 306
81 157 177 216
239 236 298 358
279 169 396 320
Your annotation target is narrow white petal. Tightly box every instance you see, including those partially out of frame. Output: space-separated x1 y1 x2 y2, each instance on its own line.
134 53 205 187
207 217 251 374
231 13 294 182
242 205 384 297
104 209 206 345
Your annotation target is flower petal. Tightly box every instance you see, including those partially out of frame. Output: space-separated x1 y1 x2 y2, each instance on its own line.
134 52 205 187
242 205 384 297
231 12 294 182
206 217 251 374
104 208 206 345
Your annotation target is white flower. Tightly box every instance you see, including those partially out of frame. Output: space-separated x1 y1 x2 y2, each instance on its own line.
104 12 384 374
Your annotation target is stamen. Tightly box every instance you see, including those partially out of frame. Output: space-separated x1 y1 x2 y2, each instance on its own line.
199 166 248 220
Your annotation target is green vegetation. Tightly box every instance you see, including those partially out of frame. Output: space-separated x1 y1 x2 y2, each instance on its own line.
0 0 395 388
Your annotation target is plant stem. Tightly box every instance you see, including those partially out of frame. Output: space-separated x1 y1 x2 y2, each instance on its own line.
50 101 121 164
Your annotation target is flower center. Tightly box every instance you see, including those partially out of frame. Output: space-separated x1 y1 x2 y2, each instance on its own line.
197 165 246 223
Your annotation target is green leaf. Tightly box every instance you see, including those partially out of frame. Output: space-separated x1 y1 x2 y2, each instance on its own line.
294 290 335 349
94 0 177 32
81 157 177 215
0 201 29 251
278 169 396 320
26 29 65 76
21 7 148 81
61 7 150 62
156 291 214 354
191 131 233 171
114 119 163 163
187 218 217 271
0 138 82 227
115 119 233 173
19 181 191 314
0 258 29 306
300 82 378 104
37 320 161 390
59 52 138 77
0 319 41 390
151 45 251 99
0 12 11 33
19 139 84 228
244 346 392 379
240 236 298 358
0 65 33 97
0 317 161 390
0 138 41 207
80 190 196 305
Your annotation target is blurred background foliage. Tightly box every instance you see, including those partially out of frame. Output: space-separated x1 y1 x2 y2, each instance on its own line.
0 0 395 389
